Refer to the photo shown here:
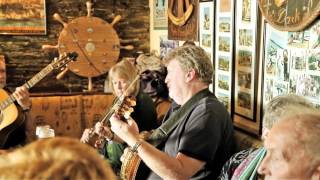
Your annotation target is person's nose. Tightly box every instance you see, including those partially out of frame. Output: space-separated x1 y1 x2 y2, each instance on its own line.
257 155 270 176
116 82 123 90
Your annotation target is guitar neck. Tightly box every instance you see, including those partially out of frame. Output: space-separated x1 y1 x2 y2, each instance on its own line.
0 64 54 111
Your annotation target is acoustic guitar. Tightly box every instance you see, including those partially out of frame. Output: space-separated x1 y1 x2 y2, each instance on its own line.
0 52 78 147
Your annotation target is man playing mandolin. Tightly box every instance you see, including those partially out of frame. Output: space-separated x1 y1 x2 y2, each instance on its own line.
0 56 31 149
109 45 238 179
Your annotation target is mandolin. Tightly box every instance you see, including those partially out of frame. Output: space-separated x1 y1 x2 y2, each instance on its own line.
0 52 78 147
83 75 140 147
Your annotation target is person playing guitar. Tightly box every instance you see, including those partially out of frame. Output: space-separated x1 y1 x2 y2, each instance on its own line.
80 59 158 174
109 46 238 179
0 56 31 149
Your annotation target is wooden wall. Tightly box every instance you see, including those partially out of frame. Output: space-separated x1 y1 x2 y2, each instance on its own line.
0 0 150 93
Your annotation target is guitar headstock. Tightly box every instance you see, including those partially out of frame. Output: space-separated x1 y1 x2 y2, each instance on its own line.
51 52 78 70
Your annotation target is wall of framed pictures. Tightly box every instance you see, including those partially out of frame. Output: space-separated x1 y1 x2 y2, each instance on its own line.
149 0 320 136
261 20 320 110
214 0 261 135
233 0 261 135
199 1 215 92
199 1 214 64
214 0 234 112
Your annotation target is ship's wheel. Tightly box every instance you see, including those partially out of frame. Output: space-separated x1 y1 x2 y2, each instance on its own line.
42 1 133 91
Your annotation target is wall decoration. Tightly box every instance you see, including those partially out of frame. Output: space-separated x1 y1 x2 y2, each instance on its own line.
159 35 179 58
258 0 320 32
0 0 46 35
154 0 168 29
199 1 214 64
168 0 199 41
233 0 260 135
214 0 234 112
261 20 320 112
41 1 131 92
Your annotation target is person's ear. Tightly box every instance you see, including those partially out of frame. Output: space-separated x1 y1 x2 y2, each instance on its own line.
185 69 196 82
262 128 270 141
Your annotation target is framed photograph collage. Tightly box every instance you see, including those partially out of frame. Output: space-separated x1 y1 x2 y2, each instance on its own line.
199 1 214 92
233 0 260 135
214 0 234 112
199 1 214 64
262 20 320 110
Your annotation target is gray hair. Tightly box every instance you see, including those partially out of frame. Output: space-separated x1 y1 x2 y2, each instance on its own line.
163 45 213 84
263 94 317 130
281 113 320 166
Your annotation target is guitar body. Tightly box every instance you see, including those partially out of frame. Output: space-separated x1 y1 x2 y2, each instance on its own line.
121 149 150 180
0 52 78 148
0 89 20 147
0 89 18 130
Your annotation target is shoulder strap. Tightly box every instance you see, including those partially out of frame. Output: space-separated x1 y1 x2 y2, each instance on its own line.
148 89 211 146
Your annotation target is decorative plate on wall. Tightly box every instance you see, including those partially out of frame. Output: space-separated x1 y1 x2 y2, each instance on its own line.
258 0 320 31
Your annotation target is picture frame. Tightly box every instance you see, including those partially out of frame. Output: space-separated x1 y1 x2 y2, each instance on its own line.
153 0 168 30
0 0 46 35
261 20 320 115
233 0 260 135
199 1 214 92
159 35 179 58
199 2 214 70
214 0 235 112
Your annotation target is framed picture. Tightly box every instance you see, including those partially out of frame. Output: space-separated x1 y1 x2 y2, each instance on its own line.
199 1 214 89
0 0 46 35
199 1 214 92
261 20 320 115
159 35 179 58
233 0 260 135
153 0 168 30
214 0 234 112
